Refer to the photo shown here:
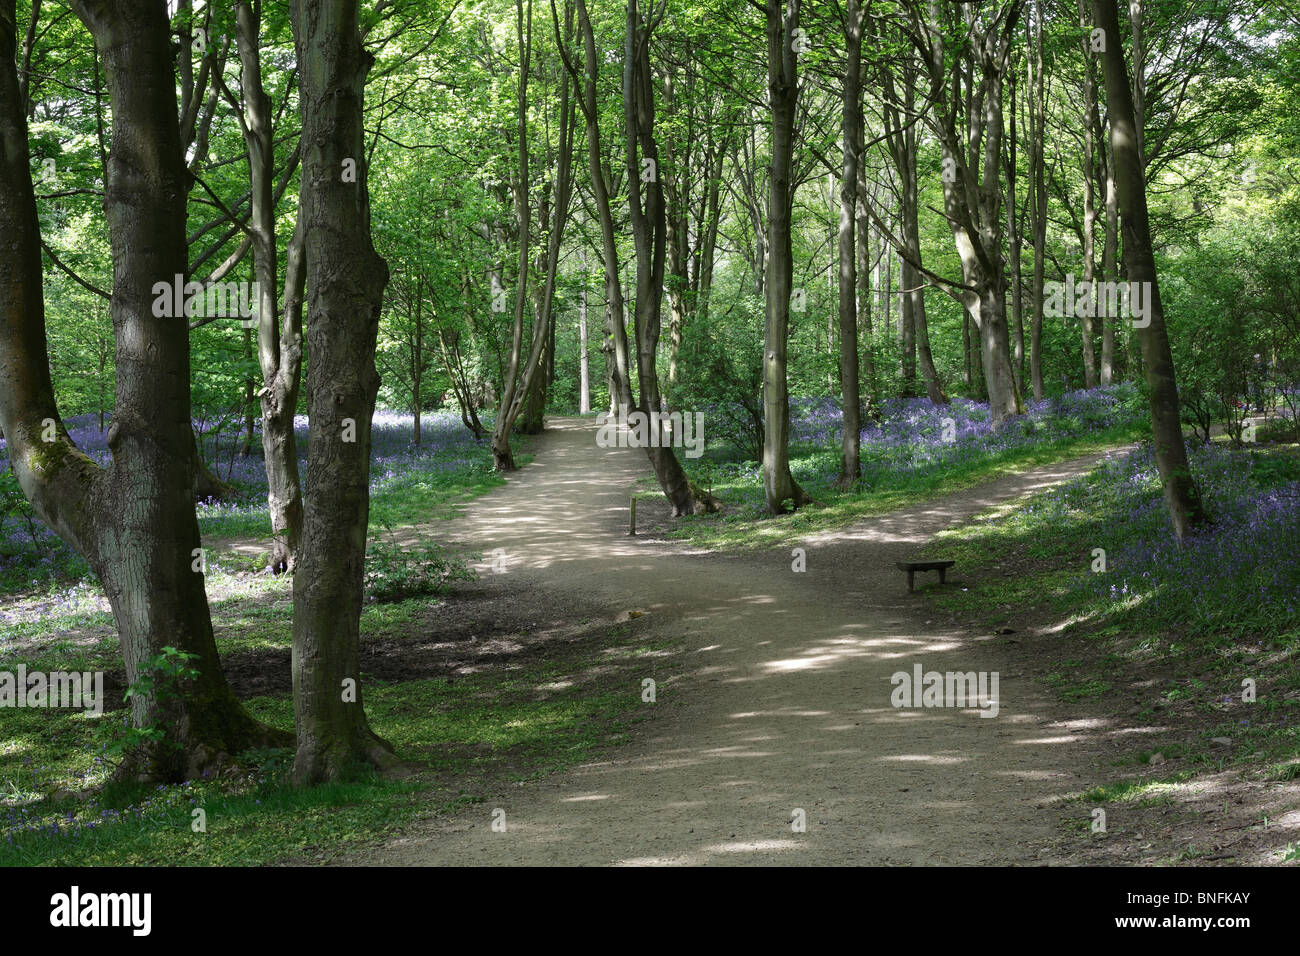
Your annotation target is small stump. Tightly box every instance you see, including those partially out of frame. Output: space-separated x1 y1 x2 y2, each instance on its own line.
897 560 955 593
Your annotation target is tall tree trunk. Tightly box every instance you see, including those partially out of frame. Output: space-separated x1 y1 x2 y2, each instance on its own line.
489 0 533 471
909 0 1021 420
2 0 284 781
234 0 304 573
578 246 591 413
622 0 709 516
761 0 810 512
1092 0 1203 539
1028 1 1046 402
1006 61 1026 395
837 0 863 487
289 0 397 784
413 277 424 446
890 52 947 405
1100 137 1118 384
1079 0 1099 388
856 147 877 409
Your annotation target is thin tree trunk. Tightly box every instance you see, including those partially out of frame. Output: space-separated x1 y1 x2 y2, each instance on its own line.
837 0 863 487
1093 0 1203 539
575 0 630 414
1006 61 1026 395
761 0 810 513
578 246 591 413
233 0 304 572
1100 103 1119 384
622 0 708 516
1079 0 1099 388
489 0 533 471
1029 1 1046 401
856 147 877 409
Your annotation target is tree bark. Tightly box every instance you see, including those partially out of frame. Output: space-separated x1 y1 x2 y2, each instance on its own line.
761 0 811 513
1079 0 1099 388
233 0 305 573
1100 111 1119 384
837 0 863 487
1093 0 1204 540
289 0 398 784
1028 0 1047 401
1005 60 1026 395
578 245 591 413
2 0 284 781
908 0 1021 420
489 0 534 471
622 0 708 516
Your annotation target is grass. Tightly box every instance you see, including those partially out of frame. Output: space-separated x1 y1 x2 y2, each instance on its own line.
920 438 1300 770
193 449 524 544
0 416 594 866
669 422 1147 550
0 628 667 866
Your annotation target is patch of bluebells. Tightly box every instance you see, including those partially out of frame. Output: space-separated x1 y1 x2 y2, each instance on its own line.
784 383 1145 485
692 384 1146 516
1025 441 1300 637
1 769 247 857
0 408 489 578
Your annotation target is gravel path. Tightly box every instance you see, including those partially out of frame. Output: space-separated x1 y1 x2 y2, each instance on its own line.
348 417 1124 866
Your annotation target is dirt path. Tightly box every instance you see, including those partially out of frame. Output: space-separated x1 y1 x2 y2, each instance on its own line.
348 417 1124 866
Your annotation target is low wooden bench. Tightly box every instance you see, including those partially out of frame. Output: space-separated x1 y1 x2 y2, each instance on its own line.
897 560 955 592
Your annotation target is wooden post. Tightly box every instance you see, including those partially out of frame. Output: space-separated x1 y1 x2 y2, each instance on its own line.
629 495 636 536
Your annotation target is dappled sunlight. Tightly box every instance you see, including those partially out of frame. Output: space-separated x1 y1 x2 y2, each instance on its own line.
344 418 1196 867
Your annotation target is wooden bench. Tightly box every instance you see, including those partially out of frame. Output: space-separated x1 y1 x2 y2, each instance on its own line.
897 560 955 592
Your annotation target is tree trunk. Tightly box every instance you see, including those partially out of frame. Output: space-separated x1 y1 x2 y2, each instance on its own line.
761 0 810 512
909 0 1020 420
1006 63 1026 395
499 0 575 450
856 149 877 409
622 0 707 516
1079 0 1099 388
489 0 533 472
234 0 304 573
289 0 398 784
837 0 863 487
1093 0 1204 540
1100 120 1119 384
2 0 284 781
578 246 591 413
1028 1 1046 402
889 52 947 405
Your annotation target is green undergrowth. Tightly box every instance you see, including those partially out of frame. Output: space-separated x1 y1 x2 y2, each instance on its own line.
921 439 1300 770
0 630 667 866
669 423 1146 550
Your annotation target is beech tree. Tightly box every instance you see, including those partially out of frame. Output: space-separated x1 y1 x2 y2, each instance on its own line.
289 0 398 784
220 0 307 573
761 0 811 513
0 0 283 780
901 0 1024 422
1091 0 1204 540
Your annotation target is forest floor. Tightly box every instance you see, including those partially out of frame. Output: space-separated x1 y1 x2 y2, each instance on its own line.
332 416 1298 866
